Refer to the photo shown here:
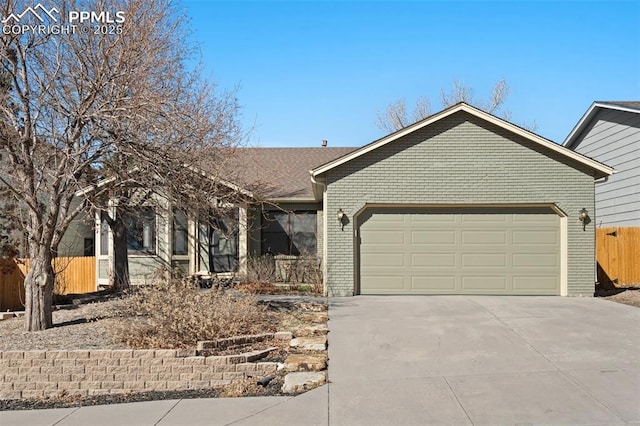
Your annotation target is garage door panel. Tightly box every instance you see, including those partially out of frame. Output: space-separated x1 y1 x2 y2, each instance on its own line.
513 253 558 268
512 214 558 224
513 276 558 291
360 253 405 267
461 253 507 268
411 253 456 267
513 230 558 245
358 207 560 295
461 214 508 223
462 230 507 245
411 215 455 223
462 276 508 290
411 230 456 245
361 276 404 292
361 230 404 244
411 276 456 290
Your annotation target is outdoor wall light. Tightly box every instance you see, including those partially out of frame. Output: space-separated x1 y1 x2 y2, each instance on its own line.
337 209 346 231
579 208 590 231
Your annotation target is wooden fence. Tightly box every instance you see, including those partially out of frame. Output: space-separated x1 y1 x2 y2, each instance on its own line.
0 259 26 311
597 227 640 288
0 256 96 311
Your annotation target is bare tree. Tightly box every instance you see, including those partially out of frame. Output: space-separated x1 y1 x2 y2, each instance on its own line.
0 0 244 330
376 79 513 133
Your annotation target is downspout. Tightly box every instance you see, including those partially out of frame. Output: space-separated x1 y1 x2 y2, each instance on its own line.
310 173 328 297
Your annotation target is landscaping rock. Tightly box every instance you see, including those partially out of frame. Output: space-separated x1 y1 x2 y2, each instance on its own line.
282 371 327 394
298 302 328 312
303 324 328 336
301 312 328 323
274 331 293 340
284 353 327 372
290 336 326 351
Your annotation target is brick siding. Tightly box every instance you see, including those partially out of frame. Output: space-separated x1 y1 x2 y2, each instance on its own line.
323 112 596 296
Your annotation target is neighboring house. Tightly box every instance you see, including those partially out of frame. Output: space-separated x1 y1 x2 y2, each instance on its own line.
95 103 613 296
563 101 640 227
57 199 95 257
0 161 94 259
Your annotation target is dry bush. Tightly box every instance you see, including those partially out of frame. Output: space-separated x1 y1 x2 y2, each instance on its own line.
279 252 323 295
243 255 277 283
109 278 275 348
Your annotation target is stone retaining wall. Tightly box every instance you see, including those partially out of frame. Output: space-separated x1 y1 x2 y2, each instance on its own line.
0 349 277 400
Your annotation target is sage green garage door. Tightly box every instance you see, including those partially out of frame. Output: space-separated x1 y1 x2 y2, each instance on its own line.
358 207 560 295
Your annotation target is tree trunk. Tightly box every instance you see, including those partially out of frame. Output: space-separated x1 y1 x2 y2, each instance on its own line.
23 249 54 331
111 212 130 291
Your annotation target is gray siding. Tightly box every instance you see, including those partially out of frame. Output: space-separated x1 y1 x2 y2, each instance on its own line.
128 256 170 282
58 199 94 257
324 111 596 296
570 109 640 227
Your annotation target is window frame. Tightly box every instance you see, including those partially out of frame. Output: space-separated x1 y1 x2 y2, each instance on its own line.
261 210 317 257
125 207 157 255
172 209 189 256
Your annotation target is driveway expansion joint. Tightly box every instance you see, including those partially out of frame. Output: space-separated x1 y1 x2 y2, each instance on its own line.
443 376 474 425
154 399 182 426
51 406 80 425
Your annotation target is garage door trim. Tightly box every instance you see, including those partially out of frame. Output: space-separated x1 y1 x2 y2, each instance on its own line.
353 203 568 296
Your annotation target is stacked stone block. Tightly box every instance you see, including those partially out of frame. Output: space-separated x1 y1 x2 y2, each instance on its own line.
0 349 277 400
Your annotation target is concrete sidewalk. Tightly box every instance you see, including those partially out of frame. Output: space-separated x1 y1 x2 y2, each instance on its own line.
2 295 639 425
0 386 328 426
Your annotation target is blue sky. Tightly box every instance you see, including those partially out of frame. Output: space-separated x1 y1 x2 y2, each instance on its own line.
184 1 640 147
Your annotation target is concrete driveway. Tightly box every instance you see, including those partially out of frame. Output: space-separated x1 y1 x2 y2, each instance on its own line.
328 296 640 425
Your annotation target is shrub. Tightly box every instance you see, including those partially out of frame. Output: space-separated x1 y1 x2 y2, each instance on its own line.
243 255 277 283
109 278 275 348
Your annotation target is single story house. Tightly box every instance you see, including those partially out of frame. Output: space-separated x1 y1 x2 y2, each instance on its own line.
94 103 614 296
563 101 639 227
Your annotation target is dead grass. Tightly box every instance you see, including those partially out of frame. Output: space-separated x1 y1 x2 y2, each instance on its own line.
108 279 277 349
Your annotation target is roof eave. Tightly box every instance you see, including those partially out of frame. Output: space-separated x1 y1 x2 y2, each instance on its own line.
268 197 319 204
564 102 640 148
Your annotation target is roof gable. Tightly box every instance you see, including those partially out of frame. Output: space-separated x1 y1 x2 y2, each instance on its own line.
563 101 640 149
312 103 613 180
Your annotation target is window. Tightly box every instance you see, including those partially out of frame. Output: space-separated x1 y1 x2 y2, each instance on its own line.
261 211 317 256
172 209 188 255
84 238 94 256
199 209 239 273
100 212 109 255
125 208 156 255
210 215 238 272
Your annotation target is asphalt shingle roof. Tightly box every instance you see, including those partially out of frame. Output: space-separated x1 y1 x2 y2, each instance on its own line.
229 147 357 200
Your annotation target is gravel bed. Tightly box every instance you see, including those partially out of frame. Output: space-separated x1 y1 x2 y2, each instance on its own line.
0 299 130 351
598 288 640 308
